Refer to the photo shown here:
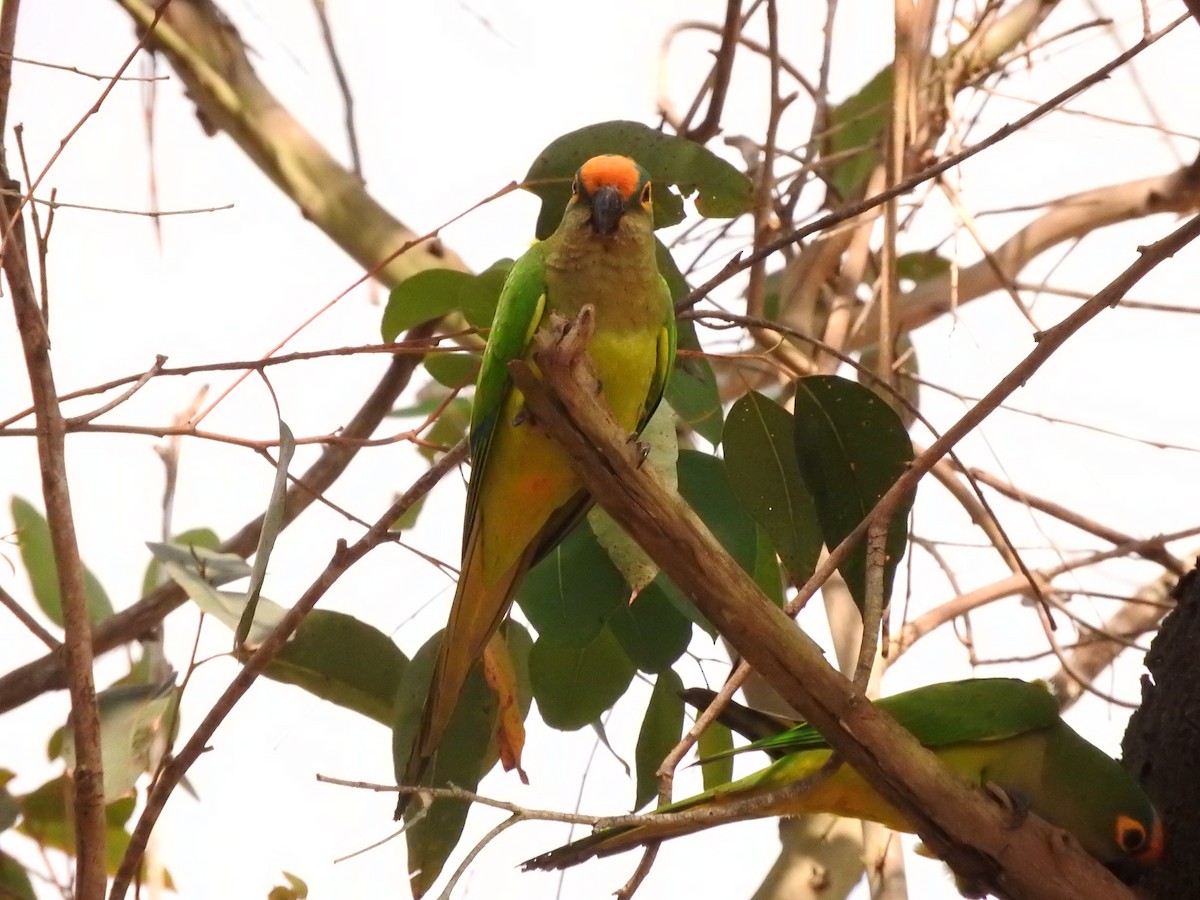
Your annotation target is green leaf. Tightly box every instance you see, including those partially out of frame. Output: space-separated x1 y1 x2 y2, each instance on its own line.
677 450 757 573
896 250 951 282
16 776 141 877
753 527 786 607
381 261 514 342
587 398 678 593
696 720 734 790
634 669 684 810
525 120 753 239
263 610 407 727
608 580 692 673
141 527 219 597
792 375 915 614
11 496 113 627
529 627 635 731
723 391 822 584
417 395 472 462
393 632 498 897
0 770 18 832
0 850 35 900
665 305 723 446
516 525 627 648
423 351 480 390
237 419 295 647
826 66 894 200
61 676 176 801
858 335 920 429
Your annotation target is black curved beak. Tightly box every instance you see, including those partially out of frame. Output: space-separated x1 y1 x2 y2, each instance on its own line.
589 185 624 236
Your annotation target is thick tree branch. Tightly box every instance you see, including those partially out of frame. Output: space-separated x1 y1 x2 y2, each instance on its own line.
506 312 1139 900
112 0 465 281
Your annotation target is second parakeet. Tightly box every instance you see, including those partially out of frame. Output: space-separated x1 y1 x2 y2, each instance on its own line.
523 678 1162 881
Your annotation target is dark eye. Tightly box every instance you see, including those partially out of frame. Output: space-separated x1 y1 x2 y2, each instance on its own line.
572 176 581 196
1116 816 1147 852
640 182 652 206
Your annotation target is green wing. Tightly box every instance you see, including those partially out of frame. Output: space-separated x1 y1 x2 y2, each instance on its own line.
462 243 547 552
697 678 1060 763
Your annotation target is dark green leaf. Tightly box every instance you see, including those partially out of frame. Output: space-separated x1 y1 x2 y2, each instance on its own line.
423 351 479 389
696 720 734 790
677 450 757 573
263 611 407 727
0 770 18 832
462 258 515 328
394 632 498 897
634 669 684 810
608 580 692 673
516 525 628 648
11 496 113 627
792 375 915 614
381 260 514 342
525 121 753 239
141 527 219 597
826 67 894 201
723 391 822 584
529 627 635 730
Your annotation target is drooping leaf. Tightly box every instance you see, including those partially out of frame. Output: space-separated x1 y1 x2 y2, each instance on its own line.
607 579 693 673
825 66 894 201
11 496 113 627
634 669 684 810
394 632 499 898
676 450 758 574
525 120 753 239
529 627 636 731
792 375 915 614
263 610 407 727
237 419 295 647
516 525 627 648
416 395 472 462
160 558 285 647
141 527 220 597
723 391 822 584
587 398 678 593
61 675 176 801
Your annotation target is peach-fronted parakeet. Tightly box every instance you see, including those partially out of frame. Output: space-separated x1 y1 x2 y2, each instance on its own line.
398 155 675 810
523 679 1162 880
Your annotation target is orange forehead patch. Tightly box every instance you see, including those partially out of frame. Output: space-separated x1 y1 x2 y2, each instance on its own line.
578 155 641 201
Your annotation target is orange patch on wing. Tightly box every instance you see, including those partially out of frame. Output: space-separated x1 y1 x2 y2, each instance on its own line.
579 154 640 201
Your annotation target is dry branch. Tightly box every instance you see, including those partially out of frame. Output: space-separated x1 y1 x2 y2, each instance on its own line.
507 312 1136 900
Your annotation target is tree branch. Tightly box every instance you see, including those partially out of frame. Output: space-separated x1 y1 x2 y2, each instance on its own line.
505 310 1142 900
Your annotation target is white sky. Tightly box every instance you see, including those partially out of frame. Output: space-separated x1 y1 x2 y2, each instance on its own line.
2 1 1199 898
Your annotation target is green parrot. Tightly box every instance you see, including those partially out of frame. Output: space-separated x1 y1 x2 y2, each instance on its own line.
397 155 675 813
523 679 1163 880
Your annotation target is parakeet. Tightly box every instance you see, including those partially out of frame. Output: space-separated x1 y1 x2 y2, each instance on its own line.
523 678 1163 881
397 155 675 814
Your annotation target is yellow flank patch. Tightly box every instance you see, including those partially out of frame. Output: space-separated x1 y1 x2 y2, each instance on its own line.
579 155 640 202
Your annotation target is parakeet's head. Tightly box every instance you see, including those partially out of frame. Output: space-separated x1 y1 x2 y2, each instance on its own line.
566 155 654 238
1104 803 1164 882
